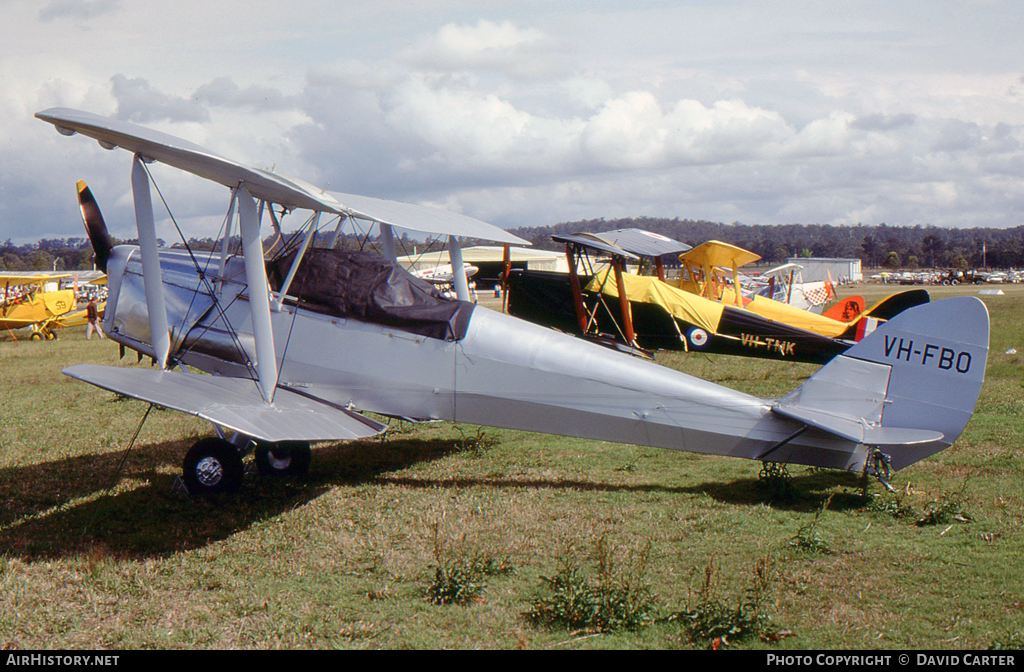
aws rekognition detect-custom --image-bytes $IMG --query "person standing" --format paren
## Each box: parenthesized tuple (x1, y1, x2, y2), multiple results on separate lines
(86, 298, 104, 340)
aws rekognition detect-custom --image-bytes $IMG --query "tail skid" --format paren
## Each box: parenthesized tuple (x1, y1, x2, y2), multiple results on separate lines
(774, 296, 989, 470)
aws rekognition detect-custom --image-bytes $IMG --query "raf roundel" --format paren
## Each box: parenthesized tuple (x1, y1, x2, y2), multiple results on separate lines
(687, 327, 710, 350)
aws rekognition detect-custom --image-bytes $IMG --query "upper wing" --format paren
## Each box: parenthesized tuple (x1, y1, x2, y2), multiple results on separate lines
(36, 107, 528, 245)
(330, 191, 527, 245)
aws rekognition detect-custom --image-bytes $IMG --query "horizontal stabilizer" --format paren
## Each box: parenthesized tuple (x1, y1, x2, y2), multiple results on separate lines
(772, 404, 944, 445)
(64, 364, 386, 443)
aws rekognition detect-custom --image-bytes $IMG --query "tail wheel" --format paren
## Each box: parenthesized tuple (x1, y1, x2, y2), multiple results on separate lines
(183, 437, 244, 496)
(255, 441, 312, 478)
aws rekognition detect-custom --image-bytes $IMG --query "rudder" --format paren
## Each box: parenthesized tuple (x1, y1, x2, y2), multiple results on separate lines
(775, 297, 989, 470)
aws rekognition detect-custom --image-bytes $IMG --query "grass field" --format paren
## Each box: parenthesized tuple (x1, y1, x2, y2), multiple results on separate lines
(0, 283, 1022, 650)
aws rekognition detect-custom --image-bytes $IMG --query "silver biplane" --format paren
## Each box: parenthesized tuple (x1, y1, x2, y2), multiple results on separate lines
(37, 108, 989, 496)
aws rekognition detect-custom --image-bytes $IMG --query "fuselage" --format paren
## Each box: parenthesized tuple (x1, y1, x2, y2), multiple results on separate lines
(101, 245, 867, 471)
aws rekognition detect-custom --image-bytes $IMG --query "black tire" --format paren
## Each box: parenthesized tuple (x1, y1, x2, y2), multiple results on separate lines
(182, 437, 244, 496)
(30, 332, 42, 341)
(254, 441, 312, 478)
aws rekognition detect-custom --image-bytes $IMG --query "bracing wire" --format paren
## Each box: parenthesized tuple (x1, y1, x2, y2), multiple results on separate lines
(81, 403, 154, 539)
(140, 164, 259, 382)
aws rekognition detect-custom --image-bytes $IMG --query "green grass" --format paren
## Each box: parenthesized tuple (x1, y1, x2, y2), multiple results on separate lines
(1, 284, 1023, 649)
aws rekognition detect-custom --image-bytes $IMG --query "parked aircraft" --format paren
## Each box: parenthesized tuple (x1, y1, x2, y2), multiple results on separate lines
(0, 273, 75, 340)
(411, 262, 480, 301)
(747, 262, 835, 313)
(37, 107, 989, 496)
(507, 233, 929, 363)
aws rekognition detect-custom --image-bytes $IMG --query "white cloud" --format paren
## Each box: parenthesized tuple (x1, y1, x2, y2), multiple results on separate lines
(37, 0, 118, 23)
(400, 19, 572, 80)
(4, 1, 1024, 245)
(111, 75, 210, 123)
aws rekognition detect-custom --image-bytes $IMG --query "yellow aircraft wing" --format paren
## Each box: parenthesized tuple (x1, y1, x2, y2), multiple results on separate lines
(677, 240, 761, 303)
(679, 241, 761, 269)
(0, 273, 73, 287)
(586, 267, 724, 334)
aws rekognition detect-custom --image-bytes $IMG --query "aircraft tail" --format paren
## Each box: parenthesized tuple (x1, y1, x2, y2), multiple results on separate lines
(773, 296, 989, 471)
(839, 289, 931, 340)
(821, 295, 865, 322)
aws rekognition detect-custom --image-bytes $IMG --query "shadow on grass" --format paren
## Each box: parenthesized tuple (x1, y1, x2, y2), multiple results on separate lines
(0, 432, 870, 561)
(375, 466, 870, 513)
(0, 434, 467, 561)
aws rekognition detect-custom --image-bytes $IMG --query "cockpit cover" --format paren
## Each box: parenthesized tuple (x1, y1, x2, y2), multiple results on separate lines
(267, 249, 474, 341)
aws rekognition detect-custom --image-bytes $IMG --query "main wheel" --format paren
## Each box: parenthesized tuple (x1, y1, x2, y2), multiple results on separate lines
(30, 332, 42, 341)
(254, 441, 312, 479)
(182, 437, 244, 496)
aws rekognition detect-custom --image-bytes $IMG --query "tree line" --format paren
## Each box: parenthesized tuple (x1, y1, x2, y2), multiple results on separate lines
(3, 219, 1024, 272)
(507, 218, 1024, 270)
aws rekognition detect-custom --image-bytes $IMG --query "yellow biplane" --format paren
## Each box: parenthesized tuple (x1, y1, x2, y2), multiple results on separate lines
(0, 274, 76, 340)
(55, 276, 107, 329)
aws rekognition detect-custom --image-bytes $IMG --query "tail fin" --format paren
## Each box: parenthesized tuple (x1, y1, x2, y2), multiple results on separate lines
(839, 289, 931, 340)
(822, 296, 864, 321)
(774, 297, 989, 470)
(863, 288, 930, 320)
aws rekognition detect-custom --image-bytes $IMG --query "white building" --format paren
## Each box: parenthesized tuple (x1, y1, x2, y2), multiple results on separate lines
(397, 246, 568, 288)
(785, 257, 863, 284)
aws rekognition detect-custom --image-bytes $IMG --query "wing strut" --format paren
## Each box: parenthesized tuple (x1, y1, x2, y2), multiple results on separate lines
(237, 185, 279, 404)
(273, 212, 319, 312)
(131, 154, 171, 368)
(447, 236, 471, 302)
(379, 223, 398, 261)
(218, 187, 238, 293)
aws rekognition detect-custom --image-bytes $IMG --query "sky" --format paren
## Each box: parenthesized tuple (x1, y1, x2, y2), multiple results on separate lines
(1, 0, 1023, 244)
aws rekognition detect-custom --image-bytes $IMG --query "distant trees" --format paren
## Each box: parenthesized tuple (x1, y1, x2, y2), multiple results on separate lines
(0, 238, 96, 272)
(507, 218, 1024, 269)
(5, 220, 1024, 271)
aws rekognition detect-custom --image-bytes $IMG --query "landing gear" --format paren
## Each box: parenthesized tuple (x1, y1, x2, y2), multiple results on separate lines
(254, 441, 312, 478)
(180, 436, 313, 496)
(182, 437, 245, 496)
(29, 325, 57, 340)
(864, 449, 896, 493)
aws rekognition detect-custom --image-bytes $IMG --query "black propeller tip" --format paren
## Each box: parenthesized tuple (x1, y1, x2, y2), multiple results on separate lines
(76, 180, 112, 273)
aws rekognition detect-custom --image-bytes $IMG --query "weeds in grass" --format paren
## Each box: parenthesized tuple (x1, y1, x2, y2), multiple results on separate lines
(454, 426, 498, 457)
(424, 520, 514, 606)
(425, 561, 489, 606)
(667, 556, 776, 648)
(526, 536, 655, 632)
(790, 495, 833, 554)
(988, 631, 1024, 650)
(916, 482, 972, 527)
(758, 462, 800, 504)
(866, 493, 919, 520)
